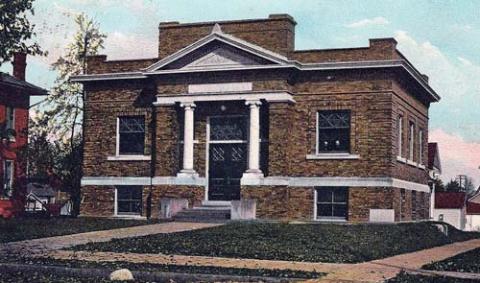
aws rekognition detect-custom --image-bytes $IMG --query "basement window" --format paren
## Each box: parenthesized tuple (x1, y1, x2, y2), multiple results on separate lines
(116, 186, 143, 216)
(315, 187, 348, 221)
(316, 110, 351, 153)
(118, 116, 145, 155)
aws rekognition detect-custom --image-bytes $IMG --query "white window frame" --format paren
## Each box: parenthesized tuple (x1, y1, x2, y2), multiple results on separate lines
(313, 187, 348, 222)
(108, 116, 150, 161)
(3, 160, 14, 198)
(397, 115, 403, 157)
(114, 186, 144, 217)
(6, 106, 15, 130)
(418, 129, 423, 165)
(409, 122, 415, 161)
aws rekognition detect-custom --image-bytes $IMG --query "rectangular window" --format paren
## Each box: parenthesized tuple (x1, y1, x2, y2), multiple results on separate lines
(6, 107, 14, 130)
(118, 116, 145, 155)
(2, 160, 14, 198)
(409, 122, 415, 161)
(418, 130, 423, 164)
(316, 187, 348, 220)
(397, 115, 403, 157)
(317, 110, 350, 153)
(116, 186, 143, 215)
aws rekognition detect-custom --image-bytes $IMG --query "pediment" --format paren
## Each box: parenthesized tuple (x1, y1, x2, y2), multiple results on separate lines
(181, 46, 262, 69)
(145, 31, 290, 72)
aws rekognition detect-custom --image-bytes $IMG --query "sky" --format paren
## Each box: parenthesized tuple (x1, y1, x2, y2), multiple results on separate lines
(2, 0, 479, 186)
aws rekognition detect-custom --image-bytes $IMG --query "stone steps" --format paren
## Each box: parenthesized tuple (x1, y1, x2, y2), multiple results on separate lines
(173, 205, 231, 223)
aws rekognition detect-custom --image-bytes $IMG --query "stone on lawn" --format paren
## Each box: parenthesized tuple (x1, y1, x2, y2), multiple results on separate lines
(109, 269, 134, 281)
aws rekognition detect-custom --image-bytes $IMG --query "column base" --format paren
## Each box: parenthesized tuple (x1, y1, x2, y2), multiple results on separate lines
(177, 169, 199, 179)
(242, 170, 264, 180)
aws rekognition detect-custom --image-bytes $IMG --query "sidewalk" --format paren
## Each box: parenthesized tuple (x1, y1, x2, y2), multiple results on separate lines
(36, 238, 480, 283)
(0, 221, 220, 257)
(3, 221, 480, 282)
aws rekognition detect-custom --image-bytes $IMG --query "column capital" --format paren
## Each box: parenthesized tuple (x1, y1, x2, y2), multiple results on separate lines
(245, 99, 262, 107)
(180, 101, 196, 109)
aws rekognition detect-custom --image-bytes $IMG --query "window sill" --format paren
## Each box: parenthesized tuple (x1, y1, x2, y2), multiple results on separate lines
(406, 159, 417, 167)
(113, 214, 146, 220)
(417, 163, 426, 169)
(396, 156, 407, 163)
(107, 155, 151, 161)
(306, 153, 360, 160)
(314, 217, 347, 222)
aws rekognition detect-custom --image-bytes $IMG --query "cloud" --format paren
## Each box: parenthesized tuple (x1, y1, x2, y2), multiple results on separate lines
(430, 129, 480, 186)
(345, 17, 389, 28)
(103, 31, 157, 60)
(458, 56, 473, 66)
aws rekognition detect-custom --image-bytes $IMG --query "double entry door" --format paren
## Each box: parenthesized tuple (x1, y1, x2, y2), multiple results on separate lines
(208, 116, 248, 201)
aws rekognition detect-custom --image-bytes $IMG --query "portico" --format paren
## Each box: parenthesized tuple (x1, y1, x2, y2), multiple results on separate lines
(153, 87, 294, 201)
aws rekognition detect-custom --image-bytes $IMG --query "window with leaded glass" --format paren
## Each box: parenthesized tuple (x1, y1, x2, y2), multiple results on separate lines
(409, 122, 415, 161)
(316, 187, 348, 220)
(118, 116, 145, 155)
(210, 116, 247, 141)
(397, 115, 403, 157)
(418, 129, 424, 164)
(116, 186, 143, 215)
(317, 110, 351, 153)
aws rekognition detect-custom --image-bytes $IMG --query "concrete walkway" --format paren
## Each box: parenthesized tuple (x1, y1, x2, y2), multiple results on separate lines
(34, 238, 480, 283)
(3, 222, 480, 282)
(0, 222, 220, 258)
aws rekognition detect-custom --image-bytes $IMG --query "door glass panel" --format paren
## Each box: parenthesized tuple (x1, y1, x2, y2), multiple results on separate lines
(210, 116, 247, 141)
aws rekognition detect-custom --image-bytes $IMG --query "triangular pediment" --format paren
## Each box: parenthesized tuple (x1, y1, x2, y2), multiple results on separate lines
(145, 31, 290, 72)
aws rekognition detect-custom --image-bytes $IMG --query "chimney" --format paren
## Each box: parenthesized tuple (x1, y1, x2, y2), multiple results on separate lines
(12, 52, 27, 81)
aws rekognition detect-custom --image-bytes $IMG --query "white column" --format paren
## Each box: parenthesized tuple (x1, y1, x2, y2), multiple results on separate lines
(243, 99, 263, 178)
(178, 102, 197, 177)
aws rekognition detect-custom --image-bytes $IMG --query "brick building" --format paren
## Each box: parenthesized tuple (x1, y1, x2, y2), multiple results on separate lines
(73, 14, 440, 222)
(0, 53, 47, 218)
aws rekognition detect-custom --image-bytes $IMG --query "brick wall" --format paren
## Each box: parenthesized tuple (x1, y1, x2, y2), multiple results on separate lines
(79, 186, 115, 217)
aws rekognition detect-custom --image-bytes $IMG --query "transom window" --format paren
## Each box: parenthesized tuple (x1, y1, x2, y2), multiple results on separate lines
(316, 187, 348, 220)
(2, 160, 14, 198)
(118, 116, 145, 155)
(317, 110, 350, 153)
(210, 116, 247, 141)
(116, 186, 143, 215)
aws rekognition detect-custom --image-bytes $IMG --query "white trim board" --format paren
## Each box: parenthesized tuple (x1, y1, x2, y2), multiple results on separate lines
(82, 176, 429, 192)
(153, 91, 295, 105)
(240, 176, 430, 192)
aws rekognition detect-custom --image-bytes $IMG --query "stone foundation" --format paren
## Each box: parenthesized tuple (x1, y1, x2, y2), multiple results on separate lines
(79, 186, 115, 217)
(242, 185, 430, 222)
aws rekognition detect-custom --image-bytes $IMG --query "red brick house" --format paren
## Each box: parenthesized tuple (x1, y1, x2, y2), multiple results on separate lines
(73, 15, 440, 222)
(0, 53, 47, 218)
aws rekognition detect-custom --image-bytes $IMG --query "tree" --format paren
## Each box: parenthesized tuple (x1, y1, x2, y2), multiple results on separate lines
(0, 0, 45, 66)
(445, 179, 462, 192)
(431, 178, 445, 192)
(34, 13, 106, 215)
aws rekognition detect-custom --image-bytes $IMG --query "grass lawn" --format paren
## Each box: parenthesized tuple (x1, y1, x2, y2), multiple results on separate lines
(71, 221, 480, 263)
(0, 270, 132, 283)
(14, 257, 325, 279)
(423, 247, 480, 273)
(0, 217, 161, 243)
(387, 271, 479, 283)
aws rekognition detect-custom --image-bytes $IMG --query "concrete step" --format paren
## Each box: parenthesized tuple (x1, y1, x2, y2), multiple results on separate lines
(173, 205, 231, 222)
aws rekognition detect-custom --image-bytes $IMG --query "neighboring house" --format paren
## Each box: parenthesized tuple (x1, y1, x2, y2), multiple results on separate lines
(466, 201, 480, 231)
(73, 14, 440, 222)
(0, 53, 47, 218)
(427, 142, 442, 218)
(25, 182, 56, 212)
(433, 192, 466, 230)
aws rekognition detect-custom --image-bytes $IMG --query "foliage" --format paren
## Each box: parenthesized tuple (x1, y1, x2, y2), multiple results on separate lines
(0, 217, 160, 243)
(30, 13, 106, 215)
(446, 179, 463, 192)
(0, 0, 45, 66)
(12, 257, 325, 280)
(71, 222, 480, 264)
(42, 13, 106, 141)
(0, 270, 135, 283)
(432, 178, 445, 192)
(423, 247, 480, 273)
(444, 176, 476, 195)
